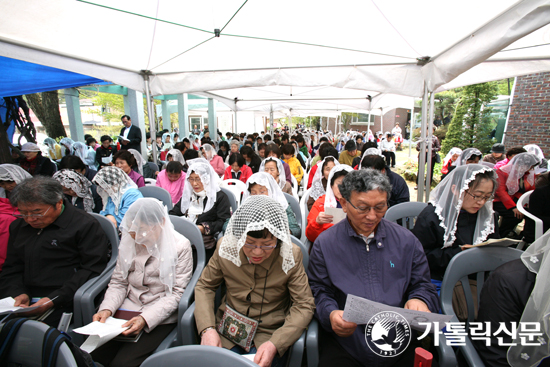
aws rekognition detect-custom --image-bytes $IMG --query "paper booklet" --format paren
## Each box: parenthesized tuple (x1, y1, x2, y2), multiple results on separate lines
(73, 317, 130, 352)
(117, 135, 130, 142)
(325, 207, 347, 224)
(0, 296, 56, 316)
(470, 237, 522, 248)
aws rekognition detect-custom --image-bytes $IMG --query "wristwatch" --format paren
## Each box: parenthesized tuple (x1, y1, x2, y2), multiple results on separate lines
(200, 326, 215, 337)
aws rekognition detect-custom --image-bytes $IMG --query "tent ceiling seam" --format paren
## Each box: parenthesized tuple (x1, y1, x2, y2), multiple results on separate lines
(145, 0, 161, 71)
(150, 36, 216, 71)
(498, 42, 550, 53)
(220, 0, 248, 33)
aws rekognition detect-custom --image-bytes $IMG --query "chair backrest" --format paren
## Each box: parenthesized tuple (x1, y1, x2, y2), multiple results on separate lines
(299, 188, 312, 242)
(139, 185, 174, 210)
(90, 213, 120, 266)
(284, 192, 303, 238)
(4, 320, 78, 367)
(144, 178, 157, 186)
(220, 187, 238, 213)
(141, 345, 258, 367)
(481, 161, 494, 168)
(291, 235, 309, 271)
(384, 201, 427, 230)
(219, 179, 247, 206)
(290, 175, 299, 200)
(299, 171, 308, 198)
(148, 162, 160, 175)
(169, 215, 206, 345)
(440, 247, 523, 367)
(517, 191, 544, 240)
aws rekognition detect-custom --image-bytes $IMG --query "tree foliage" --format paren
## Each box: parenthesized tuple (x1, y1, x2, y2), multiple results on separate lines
(88, 92, 125, 123)
(441, 82, 498, 155)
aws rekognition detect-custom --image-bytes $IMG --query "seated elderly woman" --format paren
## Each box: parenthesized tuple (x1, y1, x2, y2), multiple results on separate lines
(306, 165, 353, 243)
(170, 158, 231, 262)
(19, 142, 56, 177)
(60, 155, 96, 181)
(202, 143, 225, 176)
(260, 157, 292, 195)
(93, 166, 143, 228)
(196, 195, 315, 367)
(0, 164, 32, 198)
(440, 147, 462, 180)
(156, 161, 186, 205)
(224, 139, 241, 164)
(128, 148, 154, 179)
(223, 153, 253, 184)
(308, 169, 438, 367)
(307, 156, 339, 211)
(445, 147, 482, 177)
(73, 141, 97, 170)
(412, 164, 500, 282)
(113, 150, 145, 188)
(493, 152, 539, 238)
(91, 198, 193, 367)
(234, 172, 301, 237)
(53, 169, 102, 213)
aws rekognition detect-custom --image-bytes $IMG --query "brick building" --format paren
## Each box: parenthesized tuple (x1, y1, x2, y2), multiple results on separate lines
(505, 72, 550, 156)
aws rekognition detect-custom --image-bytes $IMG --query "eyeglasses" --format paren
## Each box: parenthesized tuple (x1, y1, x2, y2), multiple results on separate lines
(13, 205, 53, 219)
(188, 178, 202, 183)
(347, 201, 387, 214)
(243, 243, 277, 251)
(465, 190, 494, 203)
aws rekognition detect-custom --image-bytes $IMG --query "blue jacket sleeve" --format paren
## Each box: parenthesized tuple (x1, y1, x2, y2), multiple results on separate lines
(307, 240, 340, 332)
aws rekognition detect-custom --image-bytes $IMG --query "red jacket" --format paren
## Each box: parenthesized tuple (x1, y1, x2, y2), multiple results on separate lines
(223, 164, 253, 184)
(0, 198, 18, 272)
(494, 169, 535, 210)
(307, 164, 318, 189)
(306, 195, 334, 243)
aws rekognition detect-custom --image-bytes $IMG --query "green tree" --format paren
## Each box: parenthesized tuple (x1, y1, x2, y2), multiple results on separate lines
(441, 82, 498, 155)
(88, 92, 125, 124)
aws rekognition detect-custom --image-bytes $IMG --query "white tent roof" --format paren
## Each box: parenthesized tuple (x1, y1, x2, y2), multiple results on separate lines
(1, 0, 549, 100)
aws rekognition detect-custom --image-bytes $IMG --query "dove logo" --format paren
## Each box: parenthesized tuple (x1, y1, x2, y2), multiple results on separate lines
(365, 311, 411, 357)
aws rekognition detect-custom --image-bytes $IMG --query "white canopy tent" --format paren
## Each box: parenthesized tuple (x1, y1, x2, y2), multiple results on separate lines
(1, 0, 550, 200)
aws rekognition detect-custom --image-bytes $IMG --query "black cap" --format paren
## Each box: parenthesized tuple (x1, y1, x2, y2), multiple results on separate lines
(345, 140, 357, 152)
(491, 143, 505, 153)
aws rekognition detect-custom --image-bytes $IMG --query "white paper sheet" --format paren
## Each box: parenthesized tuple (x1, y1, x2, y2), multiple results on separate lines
(73, 317, 129, 353)
(101, 156, 112, 164)
(342, 294, 452, 332)
(471, 238, 521, 248)
(325, 207, 347, 224)
(241, 354, 257, 363)
(0, 296, 55, 315)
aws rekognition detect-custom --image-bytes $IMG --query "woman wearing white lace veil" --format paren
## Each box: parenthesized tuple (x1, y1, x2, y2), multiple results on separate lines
(43, 137, 63, 160)
(92, 166, 143, 228)
(453, 147, 482, 167)
(306, 165, 353, 243)
(202, 143, 225, 176)
(59, 137, 75, 157)
(441, 147, 462, 180)
(494, 152, 540, 238)
(195, 195, 314, 366)
(240, 172, 301, 237)
(259, 157, 292, 194)
(91, 198, 193, 367)
(0, 164, 32, 198)
(73, 141, 96, 169)
(169, 158, 231, 261)
(412, 164, 500, 282)
(524, 144, 548, 174)
(307, 156, 339, 211)
(53, 169, 101, 213)
(161, 132, 173, 152)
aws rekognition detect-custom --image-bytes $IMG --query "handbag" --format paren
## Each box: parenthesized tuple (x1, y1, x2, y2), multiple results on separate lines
(435, 152, 441, 163)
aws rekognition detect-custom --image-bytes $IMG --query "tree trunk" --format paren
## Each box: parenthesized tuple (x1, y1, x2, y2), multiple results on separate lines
(25, 91, 67, 139)
(0, 120, 13, 164)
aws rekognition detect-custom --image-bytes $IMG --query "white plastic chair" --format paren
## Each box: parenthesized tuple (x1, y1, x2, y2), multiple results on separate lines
(144, 178, 157, 186)
(138, 186, 174, 210)
(219, 179, 247, 206)
(299, 170, 308, 198)
(290, 175, 299, 201)
(517, 191, 544, 249)
(299, 188, 312, 244)
(384, 201, 427, 230)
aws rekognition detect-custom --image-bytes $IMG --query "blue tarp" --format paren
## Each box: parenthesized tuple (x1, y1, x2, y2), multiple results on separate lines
(0, 56, 106, 97)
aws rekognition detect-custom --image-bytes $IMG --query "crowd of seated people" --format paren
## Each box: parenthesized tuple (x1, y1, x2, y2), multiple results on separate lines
(2, 125, 550, 367)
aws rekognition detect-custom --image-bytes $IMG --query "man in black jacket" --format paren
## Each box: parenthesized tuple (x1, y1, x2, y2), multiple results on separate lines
(0, 176, 109, 326)
(119, 115, 142, 153)
(360, 154, 410, 208)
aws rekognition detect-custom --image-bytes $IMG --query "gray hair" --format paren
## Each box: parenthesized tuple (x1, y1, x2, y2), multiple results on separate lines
(10, 176, 64, 207)
(339, 169, 392, 202)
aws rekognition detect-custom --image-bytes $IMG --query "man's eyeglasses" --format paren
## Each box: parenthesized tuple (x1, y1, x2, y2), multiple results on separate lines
(465, 190, 494, 203)
(13, 205, 53, 219)
(243, 243, 277, 251)
(347, 201, 387, 214)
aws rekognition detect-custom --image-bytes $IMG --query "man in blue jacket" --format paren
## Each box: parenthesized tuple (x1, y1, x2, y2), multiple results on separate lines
(308, 169, 438, 367)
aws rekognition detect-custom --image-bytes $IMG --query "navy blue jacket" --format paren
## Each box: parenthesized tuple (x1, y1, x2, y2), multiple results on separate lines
(308, 217, 438, 366)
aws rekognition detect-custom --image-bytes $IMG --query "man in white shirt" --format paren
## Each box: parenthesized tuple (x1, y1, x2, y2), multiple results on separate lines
(380, 133, 396, 167)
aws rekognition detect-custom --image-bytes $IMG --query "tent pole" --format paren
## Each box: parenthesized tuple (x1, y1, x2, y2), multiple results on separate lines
(409, 98, 415, 158)
(502, 76, 517, 145)
(234, 110, 238, 134)
(417, 84, 428, 202)
(269, 104, 274, 136)
(367, 110, 372, 141)
(143, 73, 157, 165)
(380, 108, 383, 134)
(425, 92, 435, 202)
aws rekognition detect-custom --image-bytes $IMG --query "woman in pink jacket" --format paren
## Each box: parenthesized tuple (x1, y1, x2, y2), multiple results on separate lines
(91, 198, 193, 367)
(202, 142, 225, 176)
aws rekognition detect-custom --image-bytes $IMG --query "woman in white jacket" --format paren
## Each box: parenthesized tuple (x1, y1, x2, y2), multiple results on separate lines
(91, 198, 193, 367)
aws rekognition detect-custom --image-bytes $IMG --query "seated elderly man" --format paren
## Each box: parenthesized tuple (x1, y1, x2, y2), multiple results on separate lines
(0, 176, 109, 326)
(308, 169, 438, 367)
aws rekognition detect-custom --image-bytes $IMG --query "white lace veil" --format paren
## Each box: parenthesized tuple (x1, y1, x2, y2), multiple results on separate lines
(59, 138, 75, 155)
(242, 172, 288, 210)
(202, 144, 216, 161)
(178, 158, 220, 215)
(259, 157, 286, 189)
(219, 195, 296, 274)
(523, 144, 547, 174)
(500, 153, 540, 196)
(443, 147, 463, 167)
(92, 166, 137, 215)
(128, 149, 146, 175)
(311, 156, 340, 201)
(453, 148, 482, 167)
(324, 165, 354, 210)
(0, 164, 32, 184)
(167, 149, 185, 166)
(72, 142, 89, 163)
(118, 198, 178, 293)
(508, 230, 550, 366)
(53, 169, 95, 213)
(360, 148, 385, 168)
(429, 164, 496, 248)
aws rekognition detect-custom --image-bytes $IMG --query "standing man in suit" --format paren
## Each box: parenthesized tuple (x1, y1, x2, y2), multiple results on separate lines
(119, 115, 143, 153)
